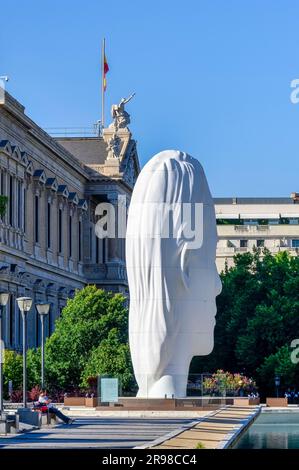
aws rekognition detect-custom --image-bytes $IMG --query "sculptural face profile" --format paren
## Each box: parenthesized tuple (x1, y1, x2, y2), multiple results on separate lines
(126, 150, 222, 398)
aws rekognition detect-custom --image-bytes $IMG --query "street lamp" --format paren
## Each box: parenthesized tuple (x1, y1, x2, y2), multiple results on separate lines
(36, 302, 50, 389)
(275, 375, 280, 398)
(0, 292, 10, 416)
(16, 297, 32, 409)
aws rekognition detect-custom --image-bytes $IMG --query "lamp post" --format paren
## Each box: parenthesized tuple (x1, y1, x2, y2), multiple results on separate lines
(36, 303, 50, 389)
(0, 293, 9, 416)
(275, 375, 280, 398)
(16, 297, 32, 409)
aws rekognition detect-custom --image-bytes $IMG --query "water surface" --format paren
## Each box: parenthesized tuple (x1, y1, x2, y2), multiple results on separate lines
(235, 412, 299, 449)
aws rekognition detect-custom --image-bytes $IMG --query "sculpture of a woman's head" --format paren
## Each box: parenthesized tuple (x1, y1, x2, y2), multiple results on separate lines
(126, 150, 222, 398)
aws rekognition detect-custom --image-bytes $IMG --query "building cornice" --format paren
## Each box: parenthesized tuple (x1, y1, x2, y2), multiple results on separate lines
(1, 91, 90, 180)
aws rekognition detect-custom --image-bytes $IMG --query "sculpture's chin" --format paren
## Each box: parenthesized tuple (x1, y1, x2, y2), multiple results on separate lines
(203, 342, 214, 356)
(195, 335, 214, 356)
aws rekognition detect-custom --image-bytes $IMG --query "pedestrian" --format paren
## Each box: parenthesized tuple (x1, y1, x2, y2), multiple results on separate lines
(38, 390, 74, 425)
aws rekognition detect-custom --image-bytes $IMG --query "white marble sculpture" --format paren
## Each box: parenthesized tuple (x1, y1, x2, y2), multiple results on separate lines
(106, 133, 121, 159)
(109, 93, 135, 130)
(126, 150, 222, 398)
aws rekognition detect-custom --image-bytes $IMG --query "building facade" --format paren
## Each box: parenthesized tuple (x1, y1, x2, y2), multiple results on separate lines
(215, 195, 299, 272)
(0, 92, 140, 351)
(3, 90, 298, 347)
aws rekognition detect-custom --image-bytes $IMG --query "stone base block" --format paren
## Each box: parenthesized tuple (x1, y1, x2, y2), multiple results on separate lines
(64, 397, 85, 406)
(97, 397, 235, 411)
(41, 412, 57, 426)
(266, 397, 288, 407)
(17, 408, 41, 427)
(233, 397, 260, 406)
(0, 413, 19, 434)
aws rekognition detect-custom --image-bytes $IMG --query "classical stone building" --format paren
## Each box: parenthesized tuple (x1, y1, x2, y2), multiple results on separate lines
(0, 92, 140, 351)
(215, 194, 299, 272)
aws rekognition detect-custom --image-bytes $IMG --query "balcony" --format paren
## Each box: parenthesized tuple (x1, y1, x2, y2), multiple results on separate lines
(217, 224, 299, 237)
(234, 225, 270, 232)
(216, 247, 235, 254)
(0, 223, 25, 252)
(216, 245, 299, 257)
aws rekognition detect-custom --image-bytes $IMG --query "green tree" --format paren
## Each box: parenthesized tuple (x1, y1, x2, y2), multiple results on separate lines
(190, 250, 299, 395)
(3, 348, 42, 397)
(257, 345, 299, 396)
(44, 285, 131, 391)
(27, 347, 41, 388)
(81, 328, 135, 391)
(3, 350, 23, 396)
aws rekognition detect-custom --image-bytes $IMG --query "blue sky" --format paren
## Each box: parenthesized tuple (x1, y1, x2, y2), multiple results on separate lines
(1, 0, 299, 197)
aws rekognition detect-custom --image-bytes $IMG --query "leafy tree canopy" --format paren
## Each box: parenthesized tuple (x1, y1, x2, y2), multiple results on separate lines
(191, 250, 299, 395)
(44, 285, 131, 390)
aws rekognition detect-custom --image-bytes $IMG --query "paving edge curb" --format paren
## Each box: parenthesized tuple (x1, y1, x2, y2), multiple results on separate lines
(218, 406, 262, 449)
(134, 407, 227, 449)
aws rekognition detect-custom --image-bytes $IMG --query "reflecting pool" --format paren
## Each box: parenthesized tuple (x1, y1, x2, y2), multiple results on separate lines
(235, 412, 299, 449)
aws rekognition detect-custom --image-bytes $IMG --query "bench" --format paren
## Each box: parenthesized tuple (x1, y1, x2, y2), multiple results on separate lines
(0, 413, 19, 434)
(41, 411, 57, 426)
(32, 407, 57, 426)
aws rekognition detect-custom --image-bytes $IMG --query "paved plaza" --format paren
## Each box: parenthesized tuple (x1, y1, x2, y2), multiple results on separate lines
(153, 406, 261, 449)
(0, 417, 192, 449)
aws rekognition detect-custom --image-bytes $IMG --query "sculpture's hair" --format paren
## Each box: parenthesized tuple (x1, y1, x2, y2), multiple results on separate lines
(126, 150, 213, 395)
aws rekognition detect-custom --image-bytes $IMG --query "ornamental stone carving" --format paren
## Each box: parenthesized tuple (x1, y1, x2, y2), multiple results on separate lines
(109, 93, 135, 131)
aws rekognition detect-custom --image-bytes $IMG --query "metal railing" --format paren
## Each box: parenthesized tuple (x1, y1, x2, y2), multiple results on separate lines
(44, 126, 100, 137)
(234, 225, 270, 232)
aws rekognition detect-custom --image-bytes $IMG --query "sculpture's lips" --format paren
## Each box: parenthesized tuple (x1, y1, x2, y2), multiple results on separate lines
(196, 318, 216, 332)
(207, 318, 216, 329)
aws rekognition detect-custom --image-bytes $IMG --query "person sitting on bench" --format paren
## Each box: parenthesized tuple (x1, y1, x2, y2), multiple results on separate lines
(38, 390, 74, 425)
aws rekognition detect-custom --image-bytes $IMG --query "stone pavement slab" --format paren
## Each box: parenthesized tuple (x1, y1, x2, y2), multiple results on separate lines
(149, 406, 261, 449)
(0, 417, 194, 449)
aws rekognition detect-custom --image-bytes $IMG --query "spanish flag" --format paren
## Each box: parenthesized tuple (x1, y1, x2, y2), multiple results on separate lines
(103, 54, 109, 91)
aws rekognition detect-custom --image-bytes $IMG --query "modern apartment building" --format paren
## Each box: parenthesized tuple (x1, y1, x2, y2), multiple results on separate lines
(215, 195, 299, 272)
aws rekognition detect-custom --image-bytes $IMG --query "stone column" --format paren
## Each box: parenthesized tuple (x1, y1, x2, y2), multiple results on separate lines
(64, 205, 70, 267)
(72, 207, 78, 272)
(10, 174, 16, 227)
(105, 193, 127, 284)
(57, 200, 65, 269)
(24, 178, 34, 255)
(39, 187, 47, 259)
(81, 209, 90, 264)
(65, 205, 74, 271)
(107, 193, 119, 262)
(51, 194, 58, 265)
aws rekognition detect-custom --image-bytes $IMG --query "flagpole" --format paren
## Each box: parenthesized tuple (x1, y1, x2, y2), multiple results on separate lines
(101, 37, 105, 129)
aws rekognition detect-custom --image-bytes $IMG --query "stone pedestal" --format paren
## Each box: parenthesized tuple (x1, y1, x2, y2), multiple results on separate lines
(102, 158, 122, 177)
(17, 408, 41, 427)
(0, 412, 19, 434)
(266, 397, 288, 407)
(96, 397, 235, 411)
(233, 397, 260, 406)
